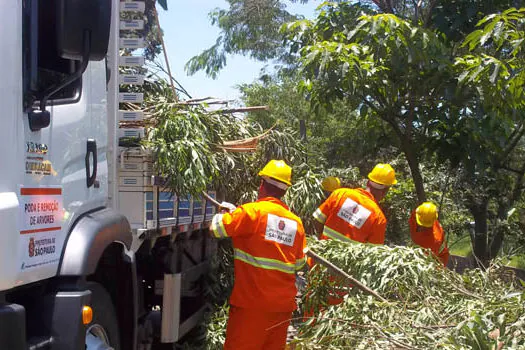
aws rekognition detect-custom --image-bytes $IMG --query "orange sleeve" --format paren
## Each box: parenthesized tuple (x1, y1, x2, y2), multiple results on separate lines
(366, 214, 386, 244)
(313, 191, 338, 224)
(436, 222, 449, 266)
(210, 204, 258, 239)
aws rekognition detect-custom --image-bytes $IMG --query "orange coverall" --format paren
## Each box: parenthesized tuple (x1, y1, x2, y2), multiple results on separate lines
(313, 188, 387, 244)
(211, 197, 307, 350)
(409, 210, 450, 266)
(306, 188, 387, 311)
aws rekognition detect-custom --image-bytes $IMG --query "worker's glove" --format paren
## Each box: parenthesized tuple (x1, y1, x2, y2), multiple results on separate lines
(219, 201, 237, 213)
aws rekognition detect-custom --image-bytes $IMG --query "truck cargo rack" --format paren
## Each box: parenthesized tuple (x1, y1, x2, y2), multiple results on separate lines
(117, 147, 217, 240)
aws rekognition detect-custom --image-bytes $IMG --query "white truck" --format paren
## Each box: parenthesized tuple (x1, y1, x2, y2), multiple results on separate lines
(0, 1, 217, 349)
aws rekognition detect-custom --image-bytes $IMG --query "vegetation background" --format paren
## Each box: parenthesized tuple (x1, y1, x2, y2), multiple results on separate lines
(123, 0, 525, 348)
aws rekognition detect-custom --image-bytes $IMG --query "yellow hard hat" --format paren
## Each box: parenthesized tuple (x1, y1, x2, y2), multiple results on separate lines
(321, 176, 341, 192)
(367, 163, 397, 186)
(416, 202, 438, 228)
(258, 160, 292, 188)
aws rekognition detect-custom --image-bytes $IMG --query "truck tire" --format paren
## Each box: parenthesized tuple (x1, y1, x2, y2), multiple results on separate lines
(86, 282, 121, 350)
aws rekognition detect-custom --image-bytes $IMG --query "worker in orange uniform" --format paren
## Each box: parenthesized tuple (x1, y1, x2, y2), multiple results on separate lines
(303, 164, 396, 314)
(312, 163, 397, 243)
(211, 160, 307, 350)
(409, 202, 450, 267)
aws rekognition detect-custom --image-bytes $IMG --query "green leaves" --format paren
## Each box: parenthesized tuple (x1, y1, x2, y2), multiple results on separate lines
(185, 0, 301, 77)
(144, 107, 220, 197)
(464, 8, 525, 54)
(141, 76, 312, 206)
(185, 39, 227, 80)
(457, 8, 525, 111)
(285, 7, 453, 117)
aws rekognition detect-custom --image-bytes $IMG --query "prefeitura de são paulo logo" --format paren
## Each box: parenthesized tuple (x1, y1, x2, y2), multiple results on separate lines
(28, 238, 35, 257)
(278, 220, 286, 230)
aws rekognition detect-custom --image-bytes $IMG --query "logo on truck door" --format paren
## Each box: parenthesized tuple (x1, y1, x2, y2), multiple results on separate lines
(25, 141, 56, 177)
(26, 142, 49, 154)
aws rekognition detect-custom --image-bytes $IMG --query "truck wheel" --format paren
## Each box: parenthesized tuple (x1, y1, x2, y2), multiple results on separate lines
(86, 282, 121, 350)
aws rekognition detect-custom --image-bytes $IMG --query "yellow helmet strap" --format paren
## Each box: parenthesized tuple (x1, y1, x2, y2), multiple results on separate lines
(262, 176, 289, 190)
(368, 180, 388, 190)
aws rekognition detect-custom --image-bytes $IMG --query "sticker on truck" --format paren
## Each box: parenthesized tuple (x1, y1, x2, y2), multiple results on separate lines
(25, 141, 57, 177)
(19, 187, 63, 270)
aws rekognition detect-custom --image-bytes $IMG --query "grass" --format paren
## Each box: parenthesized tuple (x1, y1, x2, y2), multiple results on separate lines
(447, 234, 525, 271)
(505, 254, 525, 270)
(448, 234, 472, 257)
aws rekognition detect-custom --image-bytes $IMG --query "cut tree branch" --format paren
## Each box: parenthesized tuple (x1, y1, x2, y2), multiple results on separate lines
(304, 247, 388, 303)
(153, 5, 178, 102)
(217, 106, 270, 113)
(185, 96, 232, 103)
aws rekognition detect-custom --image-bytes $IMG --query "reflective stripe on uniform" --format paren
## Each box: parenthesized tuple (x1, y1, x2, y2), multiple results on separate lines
(322, 226, 353, 243)
(211, 214, 228, 238)
(234, 248, 296, 274)
(313, 208, 327, 224)
(295, 257, 306, 270)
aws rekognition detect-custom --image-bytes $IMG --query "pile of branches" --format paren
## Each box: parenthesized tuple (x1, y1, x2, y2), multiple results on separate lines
(293, 238, 525, 349)
(180, 237, 524, 349)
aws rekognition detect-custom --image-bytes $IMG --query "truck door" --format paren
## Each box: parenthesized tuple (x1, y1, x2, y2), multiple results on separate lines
(16, 0, 109, 285)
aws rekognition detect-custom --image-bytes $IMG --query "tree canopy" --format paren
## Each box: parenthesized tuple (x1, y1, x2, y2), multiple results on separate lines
(148, 0, 525, 262)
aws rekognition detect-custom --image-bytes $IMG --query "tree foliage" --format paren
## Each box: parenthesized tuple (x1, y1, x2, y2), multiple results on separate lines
(280, 3, 525, 263)
(431, 0, 518, 42)
(185, 0, 313, 78)
(432, 8, 525, 263)
(112, 74, 302, 205)
(285, 3, 456, 202)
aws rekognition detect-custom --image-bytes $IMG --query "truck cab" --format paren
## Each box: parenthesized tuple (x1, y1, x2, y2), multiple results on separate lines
(0, 1, 216, 349)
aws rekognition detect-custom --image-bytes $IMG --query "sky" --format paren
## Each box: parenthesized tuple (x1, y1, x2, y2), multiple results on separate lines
(158, 1, 319, 104)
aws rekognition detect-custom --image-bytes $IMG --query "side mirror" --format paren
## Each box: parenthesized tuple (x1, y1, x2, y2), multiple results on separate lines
(28, 0, 112, 132)
(56, 0, 112, 61)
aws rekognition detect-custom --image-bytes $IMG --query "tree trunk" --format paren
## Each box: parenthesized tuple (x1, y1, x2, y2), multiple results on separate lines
(489, 225, 505, 260)
(468, 199, 489, 267)
(401, 139, 427, 203)
(381, 112, 426, 203)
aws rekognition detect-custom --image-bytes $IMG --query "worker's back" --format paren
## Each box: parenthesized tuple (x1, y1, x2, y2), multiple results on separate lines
(314, 188, 387, 244)
(408, 210, 449, 266)
(213, 196, 306, 311)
